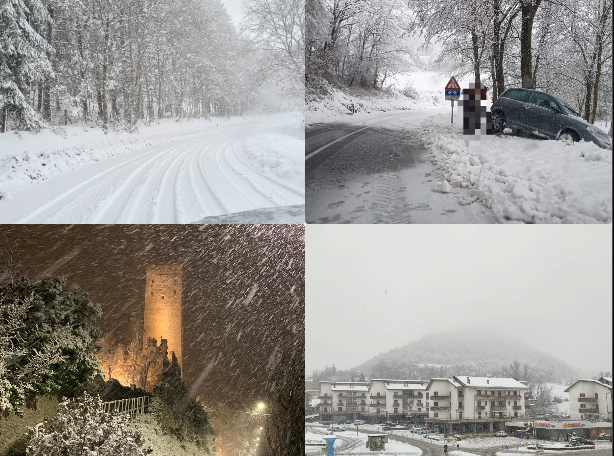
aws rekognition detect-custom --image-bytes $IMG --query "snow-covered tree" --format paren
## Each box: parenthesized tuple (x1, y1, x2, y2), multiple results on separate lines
(0, 0, 53, 132)
(26, 392, 151, 456)
(150, 353, 215, 450)
(0, 275, 102, 414)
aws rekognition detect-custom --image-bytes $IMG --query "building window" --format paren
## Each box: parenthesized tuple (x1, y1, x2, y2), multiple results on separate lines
(478, 412, 482, 419)
(459, 412, 462, 419)
(161, 296, 164, 299)
(434, 402, 438, 406)
(394, 408, 398, 413)
(174, 290, 176, 294)
(595, 393, 598, 398)
(377, 392, 380, 396)
(361, 407, 365, 411)
(580, 404, 586, 409)
(418, 408, 421, 412)
(459, 402, 462, 408)
(151, 292, 153, 295)
(338, 407, 342, 412)
(434, 413, 438, 417)
(580, 393, 585, 398)
(434, 391, 438, 396)
(152, 280, 154, 283)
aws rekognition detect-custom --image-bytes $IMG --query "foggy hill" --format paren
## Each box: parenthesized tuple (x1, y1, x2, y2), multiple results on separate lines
(353, 330, 579, 384)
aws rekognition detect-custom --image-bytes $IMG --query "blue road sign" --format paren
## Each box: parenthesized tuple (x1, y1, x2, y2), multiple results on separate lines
(445, 90, 461, 96)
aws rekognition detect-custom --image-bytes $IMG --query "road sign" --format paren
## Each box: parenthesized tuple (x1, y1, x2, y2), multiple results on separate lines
(445, 76, 461, 102)
(445, 76, 460, 90)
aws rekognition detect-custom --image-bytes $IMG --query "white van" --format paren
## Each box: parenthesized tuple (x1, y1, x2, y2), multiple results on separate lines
(354, 420, 366, 425)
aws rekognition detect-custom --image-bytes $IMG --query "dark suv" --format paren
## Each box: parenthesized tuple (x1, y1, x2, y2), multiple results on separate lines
(491, 88, 612, 149)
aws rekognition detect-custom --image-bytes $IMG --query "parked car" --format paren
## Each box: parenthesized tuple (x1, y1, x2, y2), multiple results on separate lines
(495, 431, 507, 437)
(598, 433, 612, 441)
(354, 420, 366, 426)
(453, 434, 462, 441)
(327, 426, 345, 432)
(491, 88, 612, 150)
(577, 437, 595, 445)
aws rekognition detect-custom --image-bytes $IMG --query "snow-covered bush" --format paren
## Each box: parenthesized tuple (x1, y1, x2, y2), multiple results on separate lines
(26, 392, 151, 456)
(0, 275, 102, 415)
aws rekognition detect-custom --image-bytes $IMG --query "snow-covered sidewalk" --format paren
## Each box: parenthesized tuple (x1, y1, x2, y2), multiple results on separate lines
(418, 112, 612, 223)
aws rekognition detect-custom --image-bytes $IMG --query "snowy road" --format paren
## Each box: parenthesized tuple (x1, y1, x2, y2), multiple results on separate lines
(0, 115, 304, 223)
(305, 109, 496, 224)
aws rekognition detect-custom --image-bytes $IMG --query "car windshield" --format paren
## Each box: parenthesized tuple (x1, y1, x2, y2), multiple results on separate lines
(559, 101, 580, 117)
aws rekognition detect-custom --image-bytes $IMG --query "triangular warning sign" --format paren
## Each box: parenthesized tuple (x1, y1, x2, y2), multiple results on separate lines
(445, 76, 460, 90)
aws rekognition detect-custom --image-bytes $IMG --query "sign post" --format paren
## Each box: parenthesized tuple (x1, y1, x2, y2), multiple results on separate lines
(445, 76, 461, 124)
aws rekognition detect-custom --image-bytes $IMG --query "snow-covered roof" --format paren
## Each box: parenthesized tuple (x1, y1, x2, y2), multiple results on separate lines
(564, 379, 613, 392)
(425, 378, 463, 390)
(599, 377, 612, 386)
(385, 382, 427, 391)
(332, 385, 369, 392)
(453, 376, 528, 389)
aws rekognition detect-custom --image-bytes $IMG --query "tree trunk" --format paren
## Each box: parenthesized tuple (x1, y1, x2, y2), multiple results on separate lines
(492, 0, 501, 100)
(42, 7, 53, 123)
(471, 29, 481, 82)
(102, 18, 110, 131)
(0, 107, 7, 133)
(519, 0, 542, 88)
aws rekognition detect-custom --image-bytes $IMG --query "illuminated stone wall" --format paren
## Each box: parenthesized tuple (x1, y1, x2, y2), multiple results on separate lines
(144, 263, 182, 372)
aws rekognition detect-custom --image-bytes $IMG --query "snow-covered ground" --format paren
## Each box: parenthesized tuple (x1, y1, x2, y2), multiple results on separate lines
(418, 112, 611, 223)
(306, 71, 473, 125)
(306, 425, 423, 455)
(0, 112, 304, 223)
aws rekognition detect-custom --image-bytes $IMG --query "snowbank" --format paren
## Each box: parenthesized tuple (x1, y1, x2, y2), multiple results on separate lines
(418, 113, 612, 223)
(131, 414, 210, 456)
(306, 71, 474, 125)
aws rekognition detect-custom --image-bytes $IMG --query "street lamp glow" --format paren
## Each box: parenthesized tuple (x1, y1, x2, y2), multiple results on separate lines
(259, 427, 263, 430)
(257, 402, 265, 409)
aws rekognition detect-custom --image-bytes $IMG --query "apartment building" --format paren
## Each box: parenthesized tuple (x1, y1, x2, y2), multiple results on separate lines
(368, 379, 428, 416)
(565, 376, 612, 421)
(426, 376, 528, 420)
(316, 381, 370, 414)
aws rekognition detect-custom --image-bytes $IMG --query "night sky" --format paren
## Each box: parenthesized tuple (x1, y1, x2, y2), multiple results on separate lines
(0, 224, 305, 415)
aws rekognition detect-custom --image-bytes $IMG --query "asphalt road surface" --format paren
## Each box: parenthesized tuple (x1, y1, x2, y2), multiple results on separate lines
(305, 112, 496, 224)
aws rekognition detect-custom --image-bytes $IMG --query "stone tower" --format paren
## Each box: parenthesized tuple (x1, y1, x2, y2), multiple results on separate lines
(144, 264, 182, 371)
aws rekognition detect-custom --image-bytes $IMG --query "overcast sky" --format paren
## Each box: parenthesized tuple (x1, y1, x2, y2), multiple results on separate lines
(221, 0, 244, 26)
(306, 225, 612, 377)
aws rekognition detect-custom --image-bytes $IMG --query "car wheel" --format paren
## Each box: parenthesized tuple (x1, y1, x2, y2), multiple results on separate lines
(492, 110, 506, 133)
(559, 130, 578, 145)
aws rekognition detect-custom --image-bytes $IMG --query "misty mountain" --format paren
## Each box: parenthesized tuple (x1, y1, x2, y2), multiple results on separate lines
(346, 331, 580, 384)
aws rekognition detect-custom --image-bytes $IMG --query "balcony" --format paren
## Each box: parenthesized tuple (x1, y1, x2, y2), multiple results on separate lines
(491, 405, 507, 411)
(370, 395, 385, 399)
(370, 403, 385, 407)
(431, 406, 451, 411)
(403, 399, 414, 405)
(475, 394, 495, 400)
(513, 406, 522, 410)
(476, 406, 486, 411)
(581, 407, 599, 413)
(431, 394, 451, 400)
(578, 397, 598, 403)
(458, 403, 464, 409)
(318, 395, 332, 399)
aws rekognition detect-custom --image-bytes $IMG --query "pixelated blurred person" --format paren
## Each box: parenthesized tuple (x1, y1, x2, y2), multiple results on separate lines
(459, 80, 493, 146)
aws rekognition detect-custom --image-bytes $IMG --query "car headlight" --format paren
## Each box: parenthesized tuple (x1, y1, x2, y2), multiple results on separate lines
(587, 125, 611, 143)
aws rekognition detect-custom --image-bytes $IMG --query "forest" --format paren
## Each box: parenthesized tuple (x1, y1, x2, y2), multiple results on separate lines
(0, 0, 303, 133)
(306, 0, 613, 125)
